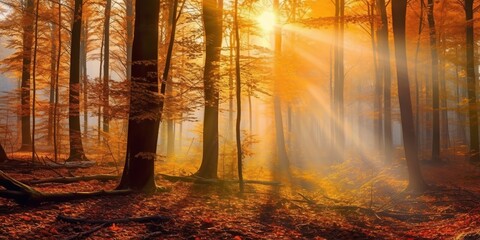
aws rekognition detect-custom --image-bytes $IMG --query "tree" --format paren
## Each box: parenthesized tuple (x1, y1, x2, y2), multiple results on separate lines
(195, 0, 223, 178)
(102, 0, 112, 134)
(117, 0, 162, 192)
(234, 0, 244, 192)
(333, 0, 345, 161)
(67, 0, 89, 162)
(273, 0, 291, 179)
(376, 0, 392, 162)
(392, 0, 427, 192)
(464, 0, 478, 163)
(19, 0, 34, 151)
(428, 0, 440, 162)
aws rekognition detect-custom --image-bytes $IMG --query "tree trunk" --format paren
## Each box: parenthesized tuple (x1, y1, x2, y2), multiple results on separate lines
(53, 0, 62, 163)
(427, 0, 440, 162)
(370, 2, 383, 154)
(67, 0, 89, 162)
(103, 0, 112, 134)
(82, 18, 89, 138)
(376, 0, 392, 162)
(165, 0, 178, 159)
(195, 0, 223, 179)
(117, 0, 161, 192)
(234, 0, 244, 192)
(392, 0, 427, 192)
(464, 0, 479, 163)
(20, 0, 34, 151)
(333, 0, 345, 161)
(48, 1, 57, 146)
(126, 0, 133, 82)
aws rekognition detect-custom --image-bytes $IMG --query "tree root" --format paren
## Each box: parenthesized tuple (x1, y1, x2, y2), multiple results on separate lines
(158, 174, 282, 186)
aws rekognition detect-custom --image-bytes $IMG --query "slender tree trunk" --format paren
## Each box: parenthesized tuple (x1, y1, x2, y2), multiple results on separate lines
(370, 2, 383, 154)
(82, 18, 89, 138)
(440, 34, 450, 150)
(165, 0, 176, 159)
(414, 0, 424, 158)
(117, 0, 161, 192)
(48, 2, 57, 146)
(67, 0, 88, 162)
(427, 0, 440, 162)
(195, 0, 223, 178)
(376, 0, 392, 162)
(103, 0, 112, 134)
(464, 0, 479, 163)
(20, 0, 34, 151)
(31, 0, 40, 162)
(126, 0, 133, 82)
(53, 0, 62, 163)
(273, 0, 290, 180)
(234, 0, 243, 192)
(392, 0, 427, 192)
(333, 0, 345, 161)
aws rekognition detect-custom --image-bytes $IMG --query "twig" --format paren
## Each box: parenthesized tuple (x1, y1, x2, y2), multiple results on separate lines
(64, 223, 109, 240)
(57, 214, 171, 224)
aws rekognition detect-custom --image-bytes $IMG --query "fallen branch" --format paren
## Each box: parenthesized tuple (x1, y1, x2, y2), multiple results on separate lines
(0, 170, 131, 205)
(57, 214, 171, 224)
(65, 223, 109, 240)
(158, 174, 282, 186)
(26, 175, 119, 185)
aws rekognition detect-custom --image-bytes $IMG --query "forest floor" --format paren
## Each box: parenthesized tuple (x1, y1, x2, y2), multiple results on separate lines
(1, 152, 480, 239)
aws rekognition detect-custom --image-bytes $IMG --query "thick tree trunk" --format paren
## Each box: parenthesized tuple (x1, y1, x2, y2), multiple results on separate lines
(392, 0, 427, 192)
(195, 0, 223, 179)
(68, 0, 89, 162)
(117, 0, 161, 192)
(464, 0, 479, 163)
(427, 0, 440, 162)
(20, 0, 34, 151)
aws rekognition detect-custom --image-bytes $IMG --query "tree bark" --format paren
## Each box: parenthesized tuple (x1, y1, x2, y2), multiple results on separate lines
(464, 0, 479, 163)
(103, 0, 112, 134)
(427, 0, 440, 162)
(392, 0, 427, 192)
(234, 0, 244, 192)
(67, 0, 89, 162)
(19, 0, 34, 151)
(117, 0, 161, 192)
(376, 0, 392, 162)
(195, 0, 223, 179)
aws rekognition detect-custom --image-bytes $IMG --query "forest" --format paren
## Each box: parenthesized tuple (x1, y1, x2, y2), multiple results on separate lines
(0, 0, 479, 239)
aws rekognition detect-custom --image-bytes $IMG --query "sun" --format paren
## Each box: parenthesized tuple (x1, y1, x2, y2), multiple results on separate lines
(257, 11, 276, 33)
